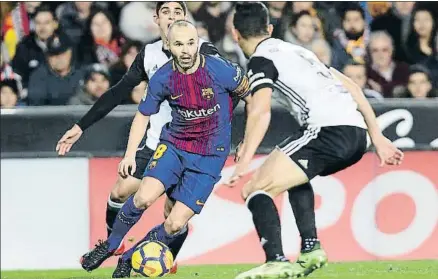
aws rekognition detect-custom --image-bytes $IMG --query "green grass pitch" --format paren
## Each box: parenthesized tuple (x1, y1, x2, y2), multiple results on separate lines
(2, 261, 438, 279)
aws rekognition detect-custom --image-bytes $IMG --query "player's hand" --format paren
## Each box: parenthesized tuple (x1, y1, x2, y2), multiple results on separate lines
(56, 124, 83, 156)
(373, 136, 404, 166)
(225, 159, 250, 187)
(118, 156, 136, 178)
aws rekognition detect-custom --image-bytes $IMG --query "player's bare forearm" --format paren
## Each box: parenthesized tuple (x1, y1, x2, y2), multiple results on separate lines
(240, 88, 272, 162)
(329, 67, 382, 141)
(125, 112, 150, 158)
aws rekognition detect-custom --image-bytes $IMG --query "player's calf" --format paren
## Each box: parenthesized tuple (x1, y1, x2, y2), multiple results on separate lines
(106, 176, 142, 236)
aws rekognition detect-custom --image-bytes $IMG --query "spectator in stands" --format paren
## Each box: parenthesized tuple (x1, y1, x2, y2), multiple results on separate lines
(310, 38, 332, 66)
(109, 40, 143, 86)
(27, 33, 83, 106)
(284, 11, 318, 50)
(69, 63, 110, 105)
(12, 5, 58, 88)
(195, 21, 210, 42)
(0, 78, 24, 108)
(371, 2, 415, 63)
(405, 7, 438, 87)
(332, 4, 369, 70)
(56, 2, 93, 44)
(366, 31, 409, 98)
(342, 62, 384, 101)
(216, 8, 247, 69)
(192, 2, 230, 44)
(119, 2, 160, 44)
(397, 64, 437, 98)
(1, 2, 41, 62)
(78, 8, 125, 67)
(266, 2, 287, 39)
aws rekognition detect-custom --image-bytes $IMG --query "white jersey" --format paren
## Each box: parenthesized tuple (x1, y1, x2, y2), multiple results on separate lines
(247, 38, 366, 129)
(141, 39, 218, 150)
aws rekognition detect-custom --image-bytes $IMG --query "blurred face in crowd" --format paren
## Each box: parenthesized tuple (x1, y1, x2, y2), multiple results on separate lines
(75, 2, 92, 12)
(292, 2, 313, 13)
(168, 24, 199, 71)
(131, 81, 147, 104)
(48, 49, 72, 73)
(370, 36, 393, 68)
(414, 10, 434, 38)
(35, 11, 57, 41)
(91, 12, 113, 42)
(25, 2, 41, 13)
(343, 10, 365, 39)
(343, 64, 367, 89)
(0, 85, 18, 108)
(408, 72, 432, 98)
(196, 24, 210, 41)
(311, 40, 331, 66)
(155, 2, 187, 40)
(293, 14, 314, 44)
(86, 73, 110, 98)
(394, 2, 415, 16)
(123, 46, 139, 69)
(268, 2, 286, 19)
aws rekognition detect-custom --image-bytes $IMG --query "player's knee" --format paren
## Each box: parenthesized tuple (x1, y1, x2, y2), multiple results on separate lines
(133, 192, 155, 210)
(164, 216, 187, 235)
(110, 187, 129, 202)
(241, 178, 273, 200)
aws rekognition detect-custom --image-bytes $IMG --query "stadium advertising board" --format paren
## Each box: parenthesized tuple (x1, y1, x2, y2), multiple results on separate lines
(89, 152, 438, 266)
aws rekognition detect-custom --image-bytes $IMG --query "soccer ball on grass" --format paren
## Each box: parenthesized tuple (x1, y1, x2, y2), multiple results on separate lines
(131, 241, 174, 277)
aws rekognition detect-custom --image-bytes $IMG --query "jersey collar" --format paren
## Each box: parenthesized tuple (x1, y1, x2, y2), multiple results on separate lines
(255, 37, 273, 52)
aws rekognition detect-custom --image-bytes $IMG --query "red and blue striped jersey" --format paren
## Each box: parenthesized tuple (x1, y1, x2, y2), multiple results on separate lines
(138, 54, 250, 156)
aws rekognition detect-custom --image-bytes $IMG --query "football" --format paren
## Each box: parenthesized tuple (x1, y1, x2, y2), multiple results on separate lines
(131, 241, 174, 277)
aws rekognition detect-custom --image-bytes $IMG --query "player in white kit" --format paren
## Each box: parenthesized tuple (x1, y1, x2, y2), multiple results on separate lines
(55, 2, 222, 272)
(228, 3, 404, 279)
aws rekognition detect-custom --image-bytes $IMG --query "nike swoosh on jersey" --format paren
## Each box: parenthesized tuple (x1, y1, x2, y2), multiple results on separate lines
(170, 94, 183, 100)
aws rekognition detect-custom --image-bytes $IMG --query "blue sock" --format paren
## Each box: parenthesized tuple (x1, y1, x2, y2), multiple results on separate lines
(107, 196, 144, 251)
(122, 223, 184, 261)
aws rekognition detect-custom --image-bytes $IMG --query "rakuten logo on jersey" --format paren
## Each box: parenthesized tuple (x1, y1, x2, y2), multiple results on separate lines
(177, 104, 221, 120)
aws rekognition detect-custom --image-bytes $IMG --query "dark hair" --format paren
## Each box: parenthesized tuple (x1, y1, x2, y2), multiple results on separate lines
(120, 40, 143, 59)
(156, 1, 187, 16)
(0, 79, 19, 96)
(291, 10, 312, 27)
(34, 4, 56, 19)
(233, 2, 270, 39)
(340, 4, 365, 21)
(409, 64, 433, 81)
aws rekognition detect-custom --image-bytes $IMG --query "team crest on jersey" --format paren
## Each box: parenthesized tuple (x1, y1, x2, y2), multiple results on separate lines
(202, 88, 214, 100)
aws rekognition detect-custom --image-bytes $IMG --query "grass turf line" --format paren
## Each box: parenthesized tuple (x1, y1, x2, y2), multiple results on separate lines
(2, 261, 438, 279)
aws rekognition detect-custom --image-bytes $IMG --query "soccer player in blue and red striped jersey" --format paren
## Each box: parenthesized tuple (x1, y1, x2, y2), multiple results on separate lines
(80, 19, 251, 277)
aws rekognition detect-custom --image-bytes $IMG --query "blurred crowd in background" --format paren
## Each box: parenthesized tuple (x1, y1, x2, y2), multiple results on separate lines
(1, 1, 437, 109)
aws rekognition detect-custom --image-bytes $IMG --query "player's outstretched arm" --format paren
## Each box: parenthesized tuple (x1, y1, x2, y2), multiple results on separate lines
(228, 88, 272, 186)
(56, 49, 148, 156)
(329, 67, 403, 166)
(119, 111, 150, 177)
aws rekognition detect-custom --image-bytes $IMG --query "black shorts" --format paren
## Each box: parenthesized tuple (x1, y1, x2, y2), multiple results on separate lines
(132, 144, 155, 179)
(277, 125, 367, 180)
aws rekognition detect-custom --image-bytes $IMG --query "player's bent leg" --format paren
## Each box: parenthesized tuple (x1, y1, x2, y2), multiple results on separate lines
(236, 149, 311, 279)
(163, 197, 188, 265)
(106, 175, 141, 237)
(241, 148, 309, 200)
(81, 177, 165, 272)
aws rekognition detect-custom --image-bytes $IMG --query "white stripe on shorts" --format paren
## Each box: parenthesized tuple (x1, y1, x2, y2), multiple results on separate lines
(279, 127, 321, 156)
